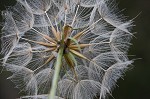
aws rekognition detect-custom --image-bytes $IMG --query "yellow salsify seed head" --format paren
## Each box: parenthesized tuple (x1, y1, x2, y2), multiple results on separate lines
(1, 0, 134, 99)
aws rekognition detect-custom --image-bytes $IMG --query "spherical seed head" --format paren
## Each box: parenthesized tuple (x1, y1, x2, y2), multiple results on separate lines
(1, 0, 134, 99)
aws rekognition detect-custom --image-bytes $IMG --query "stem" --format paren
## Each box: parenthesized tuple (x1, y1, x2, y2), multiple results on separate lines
(48, 46, 64, 99)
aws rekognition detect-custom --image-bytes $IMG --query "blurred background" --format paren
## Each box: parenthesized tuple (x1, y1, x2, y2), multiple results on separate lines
(0, 0, 150, 99)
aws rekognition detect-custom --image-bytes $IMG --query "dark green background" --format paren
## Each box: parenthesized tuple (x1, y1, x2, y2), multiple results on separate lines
(0, 0, 150, 99)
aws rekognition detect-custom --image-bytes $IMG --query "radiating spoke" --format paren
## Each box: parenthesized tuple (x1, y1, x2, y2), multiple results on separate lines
(31, 48, 56, 53)
(32, 28, 57, 43)
(33, 54, 55, 72)
(70, 49, 106, 71)
(71, 4, 80, 27)
(45, 12, 60, 41)
(21, 38, 56, 47)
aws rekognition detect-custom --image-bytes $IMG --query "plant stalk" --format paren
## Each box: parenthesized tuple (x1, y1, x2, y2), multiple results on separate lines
(48, 46, 64, 99)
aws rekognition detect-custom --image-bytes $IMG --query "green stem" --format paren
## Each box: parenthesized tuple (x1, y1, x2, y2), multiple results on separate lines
(48, 46, 64, 99)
